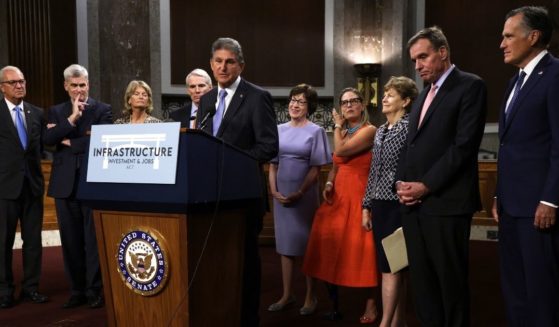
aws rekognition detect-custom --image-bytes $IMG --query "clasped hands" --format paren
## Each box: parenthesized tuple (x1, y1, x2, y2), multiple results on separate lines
(272, 190, 303, 206)
(396, 181, 429, 206)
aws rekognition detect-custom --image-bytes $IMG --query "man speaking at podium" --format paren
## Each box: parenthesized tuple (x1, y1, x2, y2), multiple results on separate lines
(198, 37, 278, 326)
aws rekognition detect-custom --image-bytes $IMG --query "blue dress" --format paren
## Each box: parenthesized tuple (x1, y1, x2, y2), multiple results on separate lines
(271, 122, 332, 256)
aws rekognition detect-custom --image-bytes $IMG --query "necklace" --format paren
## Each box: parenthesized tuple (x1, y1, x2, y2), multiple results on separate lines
(346, 124, 362, 135)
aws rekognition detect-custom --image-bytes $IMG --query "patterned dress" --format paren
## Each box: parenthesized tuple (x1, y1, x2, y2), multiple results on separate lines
(271, 122, 332, 256)
(362, 115, 409, 273)
(303, 142, 378, 287)
(114, 114, 161, 124)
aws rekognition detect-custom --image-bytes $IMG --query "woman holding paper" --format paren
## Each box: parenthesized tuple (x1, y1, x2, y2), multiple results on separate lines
(115, 80, 161, 124)
(362, 76, 417, 327)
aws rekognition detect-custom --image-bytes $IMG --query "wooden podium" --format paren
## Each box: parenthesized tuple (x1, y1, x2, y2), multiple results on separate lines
(77, 130, 262, 327)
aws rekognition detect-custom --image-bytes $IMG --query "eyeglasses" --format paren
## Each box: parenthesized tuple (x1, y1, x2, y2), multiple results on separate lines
(290, 98, 307, 105)
(1, 79, 26, 87)
(340, 97, 362, 107)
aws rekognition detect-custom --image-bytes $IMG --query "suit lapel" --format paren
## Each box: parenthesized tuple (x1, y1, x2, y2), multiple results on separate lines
(410, 69, 459, 142)
(217, 79, 247, 137)
(62, 101, 73, 120)
(502, 54, 550, 134)
(421, 70, 457, 127)
(408, 89, 427, 141)
(202, 88, 218, 134)
(78, 98, 99, 132)
(22, 102, 35, 148)
(0, 100, 21, 142)
(499, 78, 515, 139)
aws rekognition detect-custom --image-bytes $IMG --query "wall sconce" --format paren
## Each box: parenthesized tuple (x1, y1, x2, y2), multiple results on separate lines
(354, 63, 381, 110)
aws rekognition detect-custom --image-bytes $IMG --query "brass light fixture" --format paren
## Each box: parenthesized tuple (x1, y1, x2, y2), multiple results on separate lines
(354, 63, 381, 110)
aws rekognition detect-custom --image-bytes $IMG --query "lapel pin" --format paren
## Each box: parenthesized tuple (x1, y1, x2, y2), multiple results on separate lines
(240, 94, 244, 98)
(538, 71, 543, 75)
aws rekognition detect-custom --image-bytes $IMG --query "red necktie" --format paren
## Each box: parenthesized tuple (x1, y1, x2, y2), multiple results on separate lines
(418, 84, 437, 127)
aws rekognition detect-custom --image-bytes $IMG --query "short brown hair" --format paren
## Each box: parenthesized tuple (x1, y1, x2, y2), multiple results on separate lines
(407, 26, 450, 55)
(289, 83, 318, 115)
(384, 76, 418, 111)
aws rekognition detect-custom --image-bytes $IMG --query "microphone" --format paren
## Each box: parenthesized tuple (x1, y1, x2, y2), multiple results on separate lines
(198, 106, 216, 130)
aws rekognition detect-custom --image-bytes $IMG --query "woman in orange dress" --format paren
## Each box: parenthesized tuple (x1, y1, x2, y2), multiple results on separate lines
(303, 87, 378, 323)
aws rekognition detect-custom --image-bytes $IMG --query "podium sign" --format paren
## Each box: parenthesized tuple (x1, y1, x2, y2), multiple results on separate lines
(86, 122, 181, 184)
(78, 130, 262, 326)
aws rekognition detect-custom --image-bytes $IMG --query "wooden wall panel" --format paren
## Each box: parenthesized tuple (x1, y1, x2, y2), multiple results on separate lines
(7, 0, 53, 110)
(170, 0, 325, 87)
(425, 0, 559, 122)
(5, 0, 76, 109)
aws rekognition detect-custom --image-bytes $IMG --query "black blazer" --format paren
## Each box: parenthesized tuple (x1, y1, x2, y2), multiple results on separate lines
(496, 53, 559, 216)
(197, 78, 278, 163)
(0, 99, 45, 199)
(197, 78, 278, 214)
(396, 68, 487, 215)
(169, 103, 193, 128)
(44, 98, 112, 198)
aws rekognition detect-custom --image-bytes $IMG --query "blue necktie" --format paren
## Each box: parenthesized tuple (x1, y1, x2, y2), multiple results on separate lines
(213, 89, 227, 136)
(14, 106, 28, 149)
(505, 71, 526, 122)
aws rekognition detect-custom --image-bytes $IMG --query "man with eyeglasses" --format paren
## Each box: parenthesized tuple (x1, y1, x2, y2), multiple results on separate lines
(44, 64, 112, 309)
(0, 65, 48, 308)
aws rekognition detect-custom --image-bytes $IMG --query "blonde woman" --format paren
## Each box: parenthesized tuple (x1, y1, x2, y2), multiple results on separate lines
(115, 80, 161, 124)
(303, 87, 379, 323)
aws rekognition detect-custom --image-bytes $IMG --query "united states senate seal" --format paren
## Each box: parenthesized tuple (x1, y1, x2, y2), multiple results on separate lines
(117, 229, 169, 296)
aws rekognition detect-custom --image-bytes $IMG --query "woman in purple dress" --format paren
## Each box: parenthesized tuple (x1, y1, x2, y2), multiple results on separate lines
(267, 84, 332, 315)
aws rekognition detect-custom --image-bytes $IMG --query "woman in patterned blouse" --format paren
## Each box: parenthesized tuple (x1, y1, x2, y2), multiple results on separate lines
(115, 80, 161, 124)
(362, 76, 417, 327)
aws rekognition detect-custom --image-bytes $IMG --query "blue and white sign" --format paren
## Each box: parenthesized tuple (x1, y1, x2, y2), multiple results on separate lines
(86, 122, 181, 184)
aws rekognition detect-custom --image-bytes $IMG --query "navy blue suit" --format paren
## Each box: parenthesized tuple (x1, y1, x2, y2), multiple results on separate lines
(44, 98, 112, 298)
(0, 99, 45, 297)
(169, 103, 193, 128)
(496, 53, 559, 327)
(397, 68, 487, 326)
(198, 78, 278, 326)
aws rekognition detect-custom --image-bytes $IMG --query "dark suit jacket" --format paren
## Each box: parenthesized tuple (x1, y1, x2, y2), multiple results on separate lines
(44, 98, 112, 198)
(0, 99, 45, 199)
(496, 53, 559, 217)
(397, 68, 487, 215)
(169, 103, 193, 128)
(197, 78, 278, 163)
